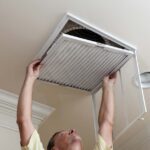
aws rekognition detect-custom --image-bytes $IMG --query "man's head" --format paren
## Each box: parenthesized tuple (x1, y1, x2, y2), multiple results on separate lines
(47, 129, 82, 150)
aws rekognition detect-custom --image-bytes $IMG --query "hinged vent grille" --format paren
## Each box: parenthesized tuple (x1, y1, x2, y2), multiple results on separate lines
(35, 13, 134, 93)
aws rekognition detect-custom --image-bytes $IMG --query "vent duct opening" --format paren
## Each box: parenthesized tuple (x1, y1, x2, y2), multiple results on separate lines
(67, 28, 106, 44)
(62, 20, 125, 49)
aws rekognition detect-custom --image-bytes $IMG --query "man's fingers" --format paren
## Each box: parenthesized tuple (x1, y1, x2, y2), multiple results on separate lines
(110, 72, 117, 79)
(28, 59, 43, 71)
(36, 63, 44, 71)
(29, 59, 41, 67)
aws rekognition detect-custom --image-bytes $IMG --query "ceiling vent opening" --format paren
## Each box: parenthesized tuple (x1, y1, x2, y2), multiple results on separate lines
(62, 21, 106, 44)
(35, 13, 135, 93)
(61, 20, 125, 49)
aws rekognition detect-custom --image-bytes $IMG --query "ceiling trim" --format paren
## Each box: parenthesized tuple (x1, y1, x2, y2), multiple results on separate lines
(0, 89, 55, 131)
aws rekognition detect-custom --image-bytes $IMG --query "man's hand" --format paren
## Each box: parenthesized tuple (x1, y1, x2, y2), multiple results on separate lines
(103, 72, 117, 89)
(25, 59, 43, 81)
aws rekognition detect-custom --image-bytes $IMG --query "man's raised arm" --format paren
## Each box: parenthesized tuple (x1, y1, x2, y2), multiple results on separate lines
(98, 73, 117, 148)
(16, 60, 42, 146)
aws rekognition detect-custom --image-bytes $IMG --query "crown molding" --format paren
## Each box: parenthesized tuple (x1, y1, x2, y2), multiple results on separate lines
(0, 89, 55, 131)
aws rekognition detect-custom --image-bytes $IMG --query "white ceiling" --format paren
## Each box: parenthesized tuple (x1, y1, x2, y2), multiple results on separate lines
(0, 0, 150, 92)
(0, 0, 150, 149)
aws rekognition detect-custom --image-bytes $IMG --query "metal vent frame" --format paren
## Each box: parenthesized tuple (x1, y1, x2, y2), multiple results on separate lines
(35, 12, 136, 93)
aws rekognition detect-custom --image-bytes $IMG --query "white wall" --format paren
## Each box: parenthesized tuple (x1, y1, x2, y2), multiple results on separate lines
(0, 127, 20, 150)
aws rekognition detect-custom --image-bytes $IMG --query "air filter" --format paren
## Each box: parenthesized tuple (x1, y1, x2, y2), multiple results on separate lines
(35, 13, 134, 93)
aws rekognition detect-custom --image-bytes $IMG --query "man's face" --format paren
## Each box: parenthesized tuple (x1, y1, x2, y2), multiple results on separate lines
(54, 129, 82, 150)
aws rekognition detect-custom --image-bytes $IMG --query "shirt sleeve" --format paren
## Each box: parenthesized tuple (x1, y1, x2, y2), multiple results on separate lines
(93, 134, 113, 150)
(21, 130, 45, 150)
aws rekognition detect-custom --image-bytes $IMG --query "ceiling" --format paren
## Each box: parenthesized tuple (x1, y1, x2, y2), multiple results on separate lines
(0, 0, 150, 93)
(0, 0, 150, 149)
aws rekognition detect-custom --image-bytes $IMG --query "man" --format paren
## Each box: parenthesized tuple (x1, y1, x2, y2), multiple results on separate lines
(17, 59, 117, 150)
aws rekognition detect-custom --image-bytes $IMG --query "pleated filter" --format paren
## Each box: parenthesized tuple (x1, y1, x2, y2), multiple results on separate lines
(35, 13, 134, 93)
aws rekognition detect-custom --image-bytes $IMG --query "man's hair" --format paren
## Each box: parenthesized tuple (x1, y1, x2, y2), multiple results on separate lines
(47, 131, 61, 150)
